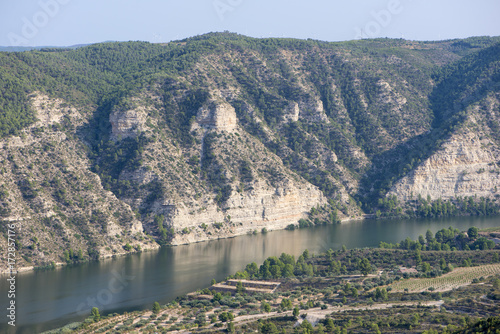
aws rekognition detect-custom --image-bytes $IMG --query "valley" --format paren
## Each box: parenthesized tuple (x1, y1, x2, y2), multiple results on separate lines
(0, 33, 499, 273)
(48, 225, 500, 334)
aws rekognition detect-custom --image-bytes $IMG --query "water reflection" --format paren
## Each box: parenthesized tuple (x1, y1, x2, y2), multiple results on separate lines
(1, 215, 498, 333)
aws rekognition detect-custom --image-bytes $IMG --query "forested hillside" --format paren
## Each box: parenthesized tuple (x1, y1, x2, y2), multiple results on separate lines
(0, 33, 499, 270)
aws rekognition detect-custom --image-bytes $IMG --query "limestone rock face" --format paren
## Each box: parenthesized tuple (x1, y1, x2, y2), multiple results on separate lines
(0, 94, 158, 273)
(377, 80, 407, 106)
(298, 96, 329, 123)
(6, 36, 500, 274)
(389, 128, 500, 202)
(169, 179, 325, 245)
(195, 100, 237, 132)
(101, 88, 334, 247)
(109, 106, 147, 139)
(283, 102, 300, 123)
(119, 169, 157, 186)
(282, 96, 329, 123)
(30, 93, 79, 127)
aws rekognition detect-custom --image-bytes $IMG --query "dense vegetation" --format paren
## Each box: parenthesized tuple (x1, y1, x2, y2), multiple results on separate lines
(380, 226, 497, 252)
(1, 33, 500, 270)
(374, 195, 500, 220)
(66, 226, 500, 334)
(0, 63, 36, 137)
(233, 228, 499, 283)
(1, 35, 499, 205)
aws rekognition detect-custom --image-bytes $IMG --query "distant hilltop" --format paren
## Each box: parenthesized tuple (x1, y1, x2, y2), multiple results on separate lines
(0, 33, 499, 272)
(0, 41, 115, 52)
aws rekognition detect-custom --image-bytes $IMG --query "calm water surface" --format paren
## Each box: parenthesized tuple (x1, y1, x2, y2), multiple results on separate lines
(1, 215, 499, 333)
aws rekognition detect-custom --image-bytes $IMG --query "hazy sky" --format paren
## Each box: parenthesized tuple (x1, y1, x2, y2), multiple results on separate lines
(1, 0, 499, 46)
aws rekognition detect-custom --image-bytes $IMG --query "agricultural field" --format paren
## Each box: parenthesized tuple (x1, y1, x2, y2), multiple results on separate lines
(48, 230, 500, 333)
(65, 272, 500, 334)
(390, 263, 500, 292)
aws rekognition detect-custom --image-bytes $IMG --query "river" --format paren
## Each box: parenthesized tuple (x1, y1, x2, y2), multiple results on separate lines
(1, 215, 499, 333)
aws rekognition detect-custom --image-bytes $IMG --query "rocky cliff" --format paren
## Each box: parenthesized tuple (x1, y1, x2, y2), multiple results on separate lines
(0, 34, 499, 271)
(0, 93, 159, 272)
(107, 89, 328, 245)
(389, 94, 500, 202)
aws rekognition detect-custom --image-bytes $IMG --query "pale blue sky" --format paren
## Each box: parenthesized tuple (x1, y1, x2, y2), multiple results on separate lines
(1, 0, 499, 46)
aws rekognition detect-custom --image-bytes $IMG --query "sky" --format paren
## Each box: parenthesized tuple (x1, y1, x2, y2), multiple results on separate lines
(1, 0, 500, 47)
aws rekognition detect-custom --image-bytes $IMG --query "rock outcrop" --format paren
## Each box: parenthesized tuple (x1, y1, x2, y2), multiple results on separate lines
(169, 179, 325, 245)
(283, 102, 300, 123)
(194, 100, 238, 132)
(283, 96, 329, 123)
(1, 35, 500, 273)
(0, 94, 158, 273)
(110, 104, 147, 139)
(389, 116, 500, 202)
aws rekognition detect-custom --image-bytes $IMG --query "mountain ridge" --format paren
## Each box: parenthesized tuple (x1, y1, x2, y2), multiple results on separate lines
(0, 33, 499, 271)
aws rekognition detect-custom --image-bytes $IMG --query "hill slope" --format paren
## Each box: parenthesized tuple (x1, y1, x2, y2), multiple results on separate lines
(0, 33, 499, 270)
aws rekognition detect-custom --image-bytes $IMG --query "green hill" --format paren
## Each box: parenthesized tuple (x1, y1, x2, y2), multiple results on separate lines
(0, 33, 499, 270)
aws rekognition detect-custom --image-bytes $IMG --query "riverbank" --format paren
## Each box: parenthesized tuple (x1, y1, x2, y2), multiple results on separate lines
(3, 216, 499, 334)
(0, 243, 160, 275)
(170, 212, 376, 246)
(0, 211, 369, 275)
(1, 214, 496, 276)
(56, 244, 500, 334)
